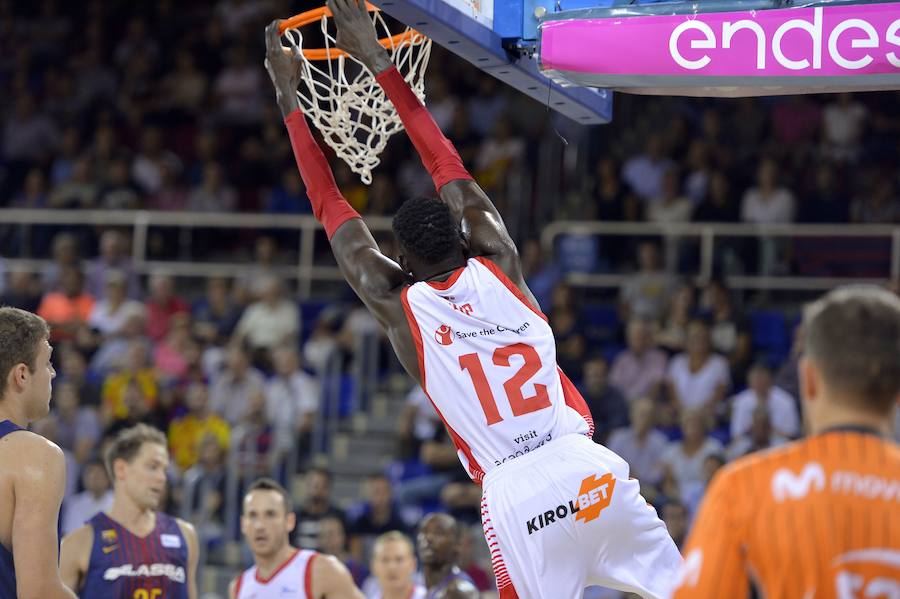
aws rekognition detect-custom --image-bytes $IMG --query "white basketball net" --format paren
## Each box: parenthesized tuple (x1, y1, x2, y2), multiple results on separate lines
(282, 11, 432, 184)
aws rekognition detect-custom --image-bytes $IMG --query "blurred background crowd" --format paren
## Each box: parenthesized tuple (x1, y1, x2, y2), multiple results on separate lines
(2, 0, 900, 597)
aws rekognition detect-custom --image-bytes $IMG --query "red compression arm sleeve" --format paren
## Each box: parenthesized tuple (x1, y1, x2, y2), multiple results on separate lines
(374, 66, 473, 192)
(284, 110, 361, 239)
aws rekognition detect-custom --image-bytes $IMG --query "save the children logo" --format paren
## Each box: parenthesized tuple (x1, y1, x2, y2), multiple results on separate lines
(434, 324, 453, 346)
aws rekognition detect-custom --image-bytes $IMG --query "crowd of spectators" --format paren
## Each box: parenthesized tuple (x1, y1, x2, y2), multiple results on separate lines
(3, 1, 900, 597)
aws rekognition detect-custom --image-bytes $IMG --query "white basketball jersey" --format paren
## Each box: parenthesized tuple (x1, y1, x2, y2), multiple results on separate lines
(401, 256, 593, 483)
(235, 549, 317, 599)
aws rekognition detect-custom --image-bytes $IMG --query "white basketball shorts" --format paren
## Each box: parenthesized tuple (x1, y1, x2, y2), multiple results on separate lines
(480, 433, 682, 599)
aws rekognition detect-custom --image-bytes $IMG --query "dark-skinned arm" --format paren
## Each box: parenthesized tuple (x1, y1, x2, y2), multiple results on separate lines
(327, 0, 536, 307)
(263, 21, 419, 378)
(264, 21, 407, 306)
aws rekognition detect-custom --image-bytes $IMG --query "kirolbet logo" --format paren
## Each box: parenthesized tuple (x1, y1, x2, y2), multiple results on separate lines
(525, 473, 616, 535)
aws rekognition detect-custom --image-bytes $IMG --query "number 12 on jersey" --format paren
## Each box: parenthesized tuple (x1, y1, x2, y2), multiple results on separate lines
(459, 342, 552, 425)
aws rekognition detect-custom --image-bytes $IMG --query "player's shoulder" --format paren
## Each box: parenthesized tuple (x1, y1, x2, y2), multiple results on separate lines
(174, 517, 199, 545)
(0, 431, 65, 479)
(0, 428, 63, 458)
(309, 551, 347, 578)
(61, 522, 95, 552)
(715, 438, 815, 485)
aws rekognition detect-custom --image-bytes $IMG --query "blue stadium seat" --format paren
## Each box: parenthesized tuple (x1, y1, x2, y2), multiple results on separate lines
(581, 304, 619, 347)
(749, 310, 789, 365)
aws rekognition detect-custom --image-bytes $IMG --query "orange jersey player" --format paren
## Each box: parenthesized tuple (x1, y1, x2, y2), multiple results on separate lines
(670, 285, 900, 599)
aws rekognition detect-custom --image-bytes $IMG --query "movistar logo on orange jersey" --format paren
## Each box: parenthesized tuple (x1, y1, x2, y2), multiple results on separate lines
(525, 473, 616, 534)
(771, 462, 826, 501)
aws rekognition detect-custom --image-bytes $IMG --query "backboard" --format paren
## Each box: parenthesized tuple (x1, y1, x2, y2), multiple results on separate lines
(368, 0, 615, 124)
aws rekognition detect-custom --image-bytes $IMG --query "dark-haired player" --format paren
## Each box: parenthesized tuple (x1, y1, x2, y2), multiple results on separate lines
(264, 1, 680, 596)
(230, 478, 363, 599)
(0, 307, 77, 599)
(417, 514, 478, 599)
(671, 286, 900, 598)
(60, 424, 199, 598)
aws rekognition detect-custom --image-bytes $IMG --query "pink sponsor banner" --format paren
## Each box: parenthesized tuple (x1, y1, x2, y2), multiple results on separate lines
(540, 3, 900, 77)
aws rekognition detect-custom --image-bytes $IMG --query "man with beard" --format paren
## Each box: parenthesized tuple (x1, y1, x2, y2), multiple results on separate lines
(230, 478, 363, 599)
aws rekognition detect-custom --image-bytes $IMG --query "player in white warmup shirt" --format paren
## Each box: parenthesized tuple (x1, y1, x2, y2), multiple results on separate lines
(230, 478, 363, 599)
(264, 2, 682, 595)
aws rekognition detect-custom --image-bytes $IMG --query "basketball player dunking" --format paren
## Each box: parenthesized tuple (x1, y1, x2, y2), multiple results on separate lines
(60, 424, 199, 598)
(264, 2, 681, 596)
(670, 286, 900, 598)
(230, 478, 363, 599)
(0, 307, 77, 599)
(417, 514, 478, 599)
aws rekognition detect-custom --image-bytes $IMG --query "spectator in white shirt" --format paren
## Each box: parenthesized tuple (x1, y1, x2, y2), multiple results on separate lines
(88, 270, 145, 337)
(741, 158, 795, 225)
(822, 93, 867, 162)
(730, 362, 799, 440)
(619, 241, 677, 323)
(209, 344, 265, 424)
(62, 459, 114, 535)
(606, 397, 669, 489)
(727, 403, 789, 461)
(666, 319, 731, 412)
(741, 159, 795, 276)
(660, 408, 723, 503)
(233, 275, 300, 359)
(265, 345, 320, 460)
(622, 134, 675, 202)
(609, 318, 668, 402)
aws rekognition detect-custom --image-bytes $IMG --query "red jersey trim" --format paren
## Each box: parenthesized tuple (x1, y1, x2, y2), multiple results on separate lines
(401, 286, 485, 484)
(425, 265, 465, 290)
(473, 256, 548, 323)
(557, 368, 595, 438)
(304, 552, 317, 598)
(255, 548, 301, 584)
(233, 573, 244, 598)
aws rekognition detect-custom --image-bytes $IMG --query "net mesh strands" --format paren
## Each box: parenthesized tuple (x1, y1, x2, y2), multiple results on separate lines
(282, 9, 432, 184)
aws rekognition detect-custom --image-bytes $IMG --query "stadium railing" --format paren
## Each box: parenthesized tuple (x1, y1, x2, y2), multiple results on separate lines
(2, 209, 899, 291)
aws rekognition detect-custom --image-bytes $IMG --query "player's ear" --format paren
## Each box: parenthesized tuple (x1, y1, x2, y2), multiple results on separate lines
(9, 362, 29, 392)
(113, 457, 128, 482)
(285, 511, 296, 533)
(798, 356, 818, 404)
(459, 229, 470, 258)
(397, 253, 411, 276)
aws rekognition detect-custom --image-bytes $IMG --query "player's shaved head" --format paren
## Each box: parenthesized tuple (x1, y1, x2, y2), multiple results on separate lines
(392, 197, 463, 268)
(803, 285, 900, 412)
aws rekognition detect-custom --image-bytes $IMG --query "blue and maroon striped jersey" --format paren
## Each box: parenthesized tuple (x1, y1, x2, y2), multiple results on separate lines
(80, 511, 189, 599)
(0, 420, 24, 599)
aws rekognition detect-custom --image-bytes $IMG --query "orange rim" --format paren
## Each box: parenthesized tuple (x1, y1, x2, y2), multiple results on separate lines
(278, 3, 425, 61)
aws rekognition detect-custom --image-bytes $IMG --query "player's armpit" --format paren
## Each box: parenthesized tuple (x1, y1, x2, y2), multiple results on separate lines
(59, 524, 94, 594)
(310, 554, 365, 599)
(13, 437, 78, 599)
(670, 468, 749, 599)
(177, 519, 200, 599)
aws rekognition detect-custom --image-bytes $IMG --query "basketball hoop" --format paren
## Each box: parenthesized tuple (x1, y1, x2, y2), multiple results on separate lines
(278, 4, 432, 184)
